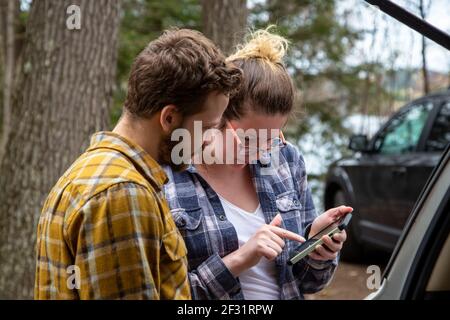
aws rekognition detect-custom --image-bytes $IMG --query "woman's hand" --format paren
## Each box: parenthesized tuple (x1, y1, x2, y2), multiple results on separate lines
(223, 214, 305, 277)
(308, 205, 353, 261)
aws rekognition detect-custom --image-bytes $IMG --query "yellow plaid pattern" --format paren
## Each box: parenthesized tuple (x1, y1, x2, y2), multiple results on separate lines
(35, 132, 191, 300)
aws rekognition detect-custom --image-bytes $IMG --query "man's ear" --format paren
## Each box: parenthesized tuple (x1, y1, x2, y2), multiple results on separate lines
(160, 104, 182, 134)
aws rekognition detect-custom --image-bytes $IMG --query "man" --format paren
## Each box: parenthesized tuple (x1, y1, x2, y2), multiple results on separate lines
(34, 28, 242, 300)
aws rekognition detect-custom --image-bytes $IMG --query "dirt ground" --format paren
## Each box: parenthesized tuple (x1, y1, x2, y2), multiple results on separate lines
(305, 252, 391, 300)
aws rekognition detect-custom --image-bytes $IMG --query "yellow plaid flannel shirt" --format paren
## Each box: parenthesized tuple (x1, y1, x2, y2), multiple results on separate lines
(35, 132, 191, 300)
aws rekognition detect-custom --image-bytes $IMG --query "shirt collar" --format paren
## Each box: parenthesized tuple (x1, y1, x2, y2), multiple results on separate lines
(87, 131, 168, 188)
(186, 163, 197, 174)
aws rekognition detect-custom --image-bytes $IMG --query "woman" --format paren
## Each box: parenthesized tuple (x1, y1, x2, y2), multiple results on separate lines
(163, 28, 352, 300)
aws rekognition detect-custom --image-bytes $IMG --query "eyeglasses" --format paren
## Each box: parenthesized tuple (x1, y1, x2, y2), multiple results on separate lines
(226, 121, 287, 154)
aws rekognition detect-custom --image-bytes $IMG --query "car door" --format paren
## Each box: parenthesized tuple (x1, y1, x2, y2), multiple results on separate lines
(359, 100, 435, 250)
(367, 145, 450, 300)
(405, 97, 450, 227)
(395, 97, 450, 230)
(405, 188, 450, 300)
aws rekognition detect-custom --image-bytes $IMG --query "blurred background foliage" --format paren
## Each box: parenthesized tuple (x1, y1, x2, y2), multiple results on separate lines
(1, 0, 449, 208)
(114, 0, 202, 123)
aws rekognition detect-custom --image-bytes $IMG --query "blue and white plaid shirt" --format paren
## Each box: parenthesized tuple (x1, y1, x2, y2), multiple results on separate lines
(163, 143, 337, 300)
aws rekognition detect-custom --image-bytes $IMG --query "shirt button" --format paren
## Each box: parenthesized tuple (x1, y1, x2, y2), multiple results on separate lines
(218, 214, 226, 221)
(293, 200, 299, 206)
(232, 287, 241, 295)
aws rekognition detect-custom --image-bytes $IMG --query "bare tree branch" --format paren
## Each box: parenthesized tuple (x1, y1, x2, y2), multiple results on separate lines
(419, 0, 430, 94)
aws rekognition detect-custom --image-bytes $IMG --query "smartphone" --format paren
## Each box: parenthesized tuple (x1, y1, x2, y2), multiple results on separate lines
(288, 213, 353, 265)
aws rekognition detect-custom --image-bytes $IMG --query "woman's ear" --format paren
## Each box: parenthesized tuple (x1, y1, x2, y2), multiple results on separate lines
(160, 104, 182, 134)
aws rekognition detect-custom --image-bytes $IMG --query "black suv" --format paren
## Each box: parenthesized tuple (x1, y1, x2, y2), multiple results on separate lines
(324, 88, 450, 261)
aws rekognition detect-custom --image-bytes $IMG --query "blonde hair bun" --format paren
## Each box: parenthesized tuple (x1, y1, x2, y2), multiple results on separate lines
(227, 26, 289, 65)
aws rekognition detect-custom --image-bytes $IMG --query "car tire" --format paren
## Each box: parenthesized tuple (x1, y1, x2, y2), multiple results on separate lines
(333, 190, 365, 262)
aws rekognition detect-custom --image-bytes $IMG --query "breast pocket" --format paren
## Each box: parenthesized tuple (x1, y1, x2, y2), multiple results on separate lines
(171, 207, 203, 232)
(276, 190, 302, 213)
(170, 207, 208, 269)
(275, 190, 304, 238)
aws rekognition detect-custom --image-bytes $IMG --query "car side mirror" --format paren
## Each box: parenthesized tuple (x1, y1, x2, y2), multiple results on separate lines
(349, 134, 369, 152)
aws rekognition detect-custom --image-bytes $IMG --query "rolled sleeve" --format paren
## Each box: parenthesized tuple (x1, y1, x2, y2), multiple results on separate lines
(189, 253, 241, 300)
(306, 256, 337, 270)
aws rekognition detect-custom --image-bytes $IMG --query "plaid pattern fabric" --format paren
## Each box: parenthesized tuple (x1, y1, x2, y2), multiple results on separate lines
(35, 132, 191, 300)
(163, 143, 337, 300)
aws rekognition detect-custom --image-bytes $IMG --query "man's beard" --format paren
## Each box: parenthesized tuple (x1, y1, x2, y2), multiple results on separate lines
(158, 130, 189, 172)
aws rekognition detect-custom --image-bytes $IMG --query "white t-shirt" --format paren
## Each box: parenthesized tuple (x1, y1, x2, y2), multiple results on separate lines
(218, 195, 280, 300)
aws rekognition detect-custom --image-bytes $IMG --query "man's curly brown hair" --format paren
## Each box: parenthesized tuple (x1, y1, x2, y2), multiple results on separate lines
(124, 28, 243, 118)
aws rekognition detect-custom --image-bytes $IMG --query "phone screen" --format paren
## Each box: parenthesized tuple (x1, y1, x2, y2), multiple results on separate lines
(308, 216, 344, 240)
(288, 213, 352, 265)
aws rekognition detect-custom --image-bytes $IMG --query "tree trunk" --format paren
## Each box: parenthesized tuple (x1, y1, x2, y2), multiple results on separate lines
(202, 0, 247, 55)
(0, 1, 4, 143)
(0, 0, 20, 160)
(419, 0, 430, 94)
(421, 35, 429, 94)
(0, 0, 120, 299)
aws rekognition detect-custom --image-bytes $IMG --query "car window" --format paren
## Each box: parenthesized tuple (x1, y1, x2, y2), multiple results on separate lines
(425, 100, 450, 152)
(375, 101, 434, 155)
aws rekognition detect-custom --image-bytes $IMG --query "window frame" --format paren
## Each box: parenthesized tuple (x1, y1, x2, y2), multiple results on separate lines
(420, 98, 450, 153)
(371, 99, 437, 154)
(364, 0, 450, 51)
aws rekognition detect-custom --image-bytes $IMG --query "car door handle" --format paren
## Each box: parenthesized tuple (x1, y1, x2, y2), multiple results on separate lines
(392, 167, 407, 175)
